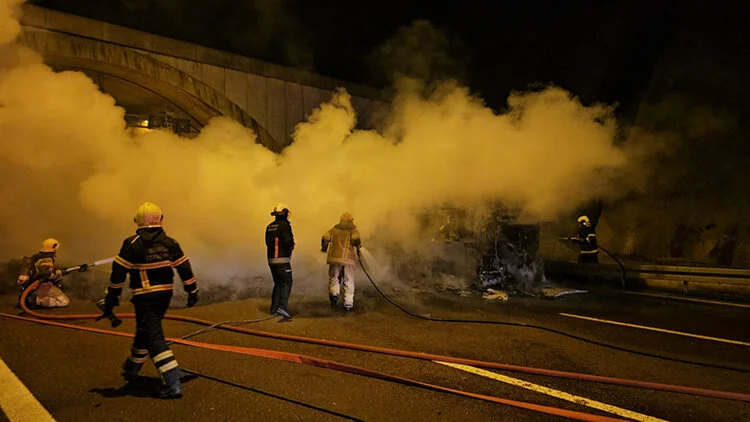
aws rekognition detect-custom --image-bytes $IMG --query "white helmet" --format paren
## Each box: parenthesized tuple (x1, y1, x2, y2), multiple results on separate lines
(340, 212, 354, 221)
(271, 203, 290, 216)
(577, 215, 591, 226)
(134, 201, 163, 228)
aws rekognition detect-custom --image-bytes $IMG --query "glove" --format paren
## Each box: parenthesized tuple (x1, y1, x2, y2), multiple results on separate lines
(17, 278, 30, 291)
(78, 264, 88, 272)
(187, 291, 199, 308)
(97, 293, 119, 314)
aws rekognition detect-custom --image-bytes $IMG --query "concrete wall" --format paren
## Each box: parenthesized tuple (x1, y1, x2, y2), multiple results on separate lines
(18, 4, 391, 150)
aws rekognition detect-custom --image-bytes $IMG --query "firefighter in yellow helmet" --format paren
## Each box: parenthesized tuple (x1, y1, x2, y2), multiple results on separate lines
(321, 212, 361, 311)
(99, 201, 198, 399)
(265, 203, 295, 319)
(570, 215, 599, 263)
(17, 238, 70, 309)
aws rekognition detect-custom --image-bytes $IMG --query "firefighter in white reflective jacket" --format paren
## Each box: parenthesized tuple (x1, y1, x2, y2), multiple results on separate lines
(321, 213, 361, 311)
(17, 238, 70, 309)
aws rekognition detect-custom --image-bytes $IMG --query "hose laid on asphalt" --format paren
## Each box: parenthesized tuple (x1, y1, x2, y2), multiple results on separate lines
(0, 311, 627, 422)
(356, 254, 749, 375)
(9, 280, 750, 403)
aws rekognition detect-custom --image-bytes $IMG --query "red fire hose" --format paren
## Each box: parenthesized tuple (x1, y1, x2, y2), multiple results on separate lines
(5, 281, 750, 407)
(3, 284, 629, 422)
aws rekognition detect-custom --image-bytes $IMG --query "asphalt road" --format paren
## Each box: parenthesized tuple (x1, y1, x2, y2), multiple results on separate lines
(1, 283, 748, 422)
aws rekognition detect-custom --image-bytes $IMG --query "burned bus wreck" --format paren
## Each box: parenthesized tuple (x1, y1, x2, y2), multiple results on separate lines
(378, 203, 544, 296)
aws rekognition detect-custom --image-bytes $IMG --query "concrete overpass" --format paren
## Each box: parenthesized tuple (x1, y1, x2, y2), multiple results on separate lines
(17, 4, 390, 152)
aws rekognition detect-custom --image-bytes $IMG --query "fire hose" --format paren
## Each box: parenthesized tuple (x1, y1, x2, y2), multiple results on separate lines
(5, 280, 750, 405)
(356, 252, 749, 374)
(62, 258, 115, 275)
(556, 237, 627, 285)
(4, 282, 631, 422)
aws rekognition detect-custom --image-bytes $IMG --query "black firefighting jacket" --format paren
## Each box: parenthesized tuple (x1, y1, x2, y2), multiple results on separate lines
(266, 216, 295, 264)
(574, 225, 599, 254)
(106, 228, 197, 298)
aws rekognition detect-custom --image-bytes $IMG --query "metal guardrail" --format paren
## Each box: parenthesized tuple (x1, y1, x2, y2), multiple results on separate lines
(544, 260, 750, 287)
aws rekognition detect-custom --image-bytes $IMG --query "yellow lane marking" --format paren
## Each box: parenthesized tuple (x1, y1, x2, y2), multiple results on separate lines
(0, 356, 55, 422)
(436, 361, 667, 422)
(560, 313, 750, 347)
(622, 291, 750, 309)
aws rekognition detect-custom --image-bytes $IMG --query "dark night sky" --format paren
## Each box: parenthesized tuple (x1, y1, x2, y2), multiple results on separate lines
(26, 0, 745, 116)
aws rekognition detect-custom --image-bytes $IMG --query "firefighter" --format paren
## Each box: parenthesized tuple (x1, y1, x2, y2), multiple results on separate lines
(570, 215, 599, 263)
(99, 201, 198, 399)
(265, 203, 295, 319)
(321, 212, 361, 311)
(17, 238, 70, 309)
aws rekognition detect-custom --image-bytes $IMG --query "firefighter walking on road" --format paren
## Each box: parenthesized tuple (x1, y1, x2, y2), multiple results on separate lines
(265, 203, 295, 319)
(99, 201, 198, 399)
(17, 238, 70, 309)
(321, 212, 362, 312)
(570, 215, 599, 263)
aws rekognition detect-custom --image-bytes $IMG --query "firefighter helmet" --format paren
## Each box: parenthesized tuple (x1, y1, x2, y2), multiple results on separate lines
(340, 212, 354, 221)
(271, 203, 290, 216)
(134, 201, 163, 228)
(40, 238, 60, 253)
(577, 215, 591, 226)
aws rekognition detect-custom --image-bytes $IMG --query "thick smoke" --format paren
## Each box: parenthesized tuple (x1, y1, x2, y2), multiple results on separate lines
(0, 2, 657, 297)
(0, 0, 22, 45)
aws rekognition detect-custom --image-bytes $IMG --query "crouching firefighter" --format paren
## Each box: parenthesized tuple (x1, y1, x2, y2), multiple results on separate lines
(321, 212, 362, 311)
(17, 238, 70, 309)
(99, 202, 199, 399)
(570, 215, 599, 263)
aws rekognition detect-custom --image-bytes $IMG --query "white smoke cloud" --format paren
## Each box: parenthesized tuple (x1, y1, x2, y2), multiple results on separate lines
(0, 2, 659, 297)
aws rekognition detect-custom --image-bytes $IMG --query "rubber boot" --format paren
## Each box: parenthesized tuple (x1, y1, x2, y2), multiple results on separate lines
(274, 308, 292, 319)
(121, 359, 144, 382)
(159, 367, 183, 399)
(24, 294, 38, 310)
(329, 295, 338, 308)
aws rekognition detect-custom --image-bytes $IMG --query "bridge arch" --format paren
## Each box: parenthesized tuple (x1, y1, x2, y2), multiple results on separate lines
(18, 27, 281, 151)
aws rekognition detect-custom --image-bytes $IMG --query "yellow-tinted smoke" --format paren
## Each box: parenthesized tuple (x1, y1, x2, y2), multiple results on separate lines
(0, 4, 647, 289)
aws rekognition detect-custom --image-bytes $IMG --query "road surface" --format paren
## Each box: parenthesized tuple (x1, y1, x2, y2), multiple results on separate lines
(1, 283, 748, 421)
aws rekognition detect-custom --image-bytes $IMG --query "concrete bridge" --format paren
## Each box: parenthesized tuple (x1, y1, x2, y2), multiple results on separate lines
(17, 4, 390, 152)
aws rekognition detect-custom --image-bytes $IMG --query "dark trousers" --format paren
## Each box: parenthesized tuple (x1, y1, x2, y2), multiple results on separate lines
(130, 292, 180, 386)
(578, 252, 599, 264)
(269, 263, 293, 313)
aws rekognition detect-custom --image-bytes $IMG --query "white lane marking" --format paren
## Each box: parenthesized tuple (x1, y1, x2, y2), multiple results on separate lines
(560, 313, 750, 347)
(436, 361, 667, 422)
(0, 356, 55, 421)
(622, 291, 750, 309)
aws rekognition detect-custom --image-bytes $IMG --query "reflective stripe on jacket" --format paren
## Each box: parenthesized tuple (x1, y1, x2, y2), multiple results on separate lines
(107, 228, 197, 298)
(266, 217, 295, 264)
(322, 222, 361, 266)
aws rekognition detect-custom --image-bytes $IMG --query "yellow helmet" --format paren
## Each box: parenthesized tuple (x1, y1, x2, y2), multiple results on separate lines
(271, 203, 290, 216)
(134, 201, 163, 228)
(577, 215, 591, 226)
(40, 238, 60, 253)
(340, 212, 354, 221)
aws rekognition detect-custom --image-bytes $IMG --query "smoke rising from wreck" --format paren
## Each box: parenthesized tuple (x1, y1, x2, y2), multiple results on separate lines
(0, 1, 658, 298)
